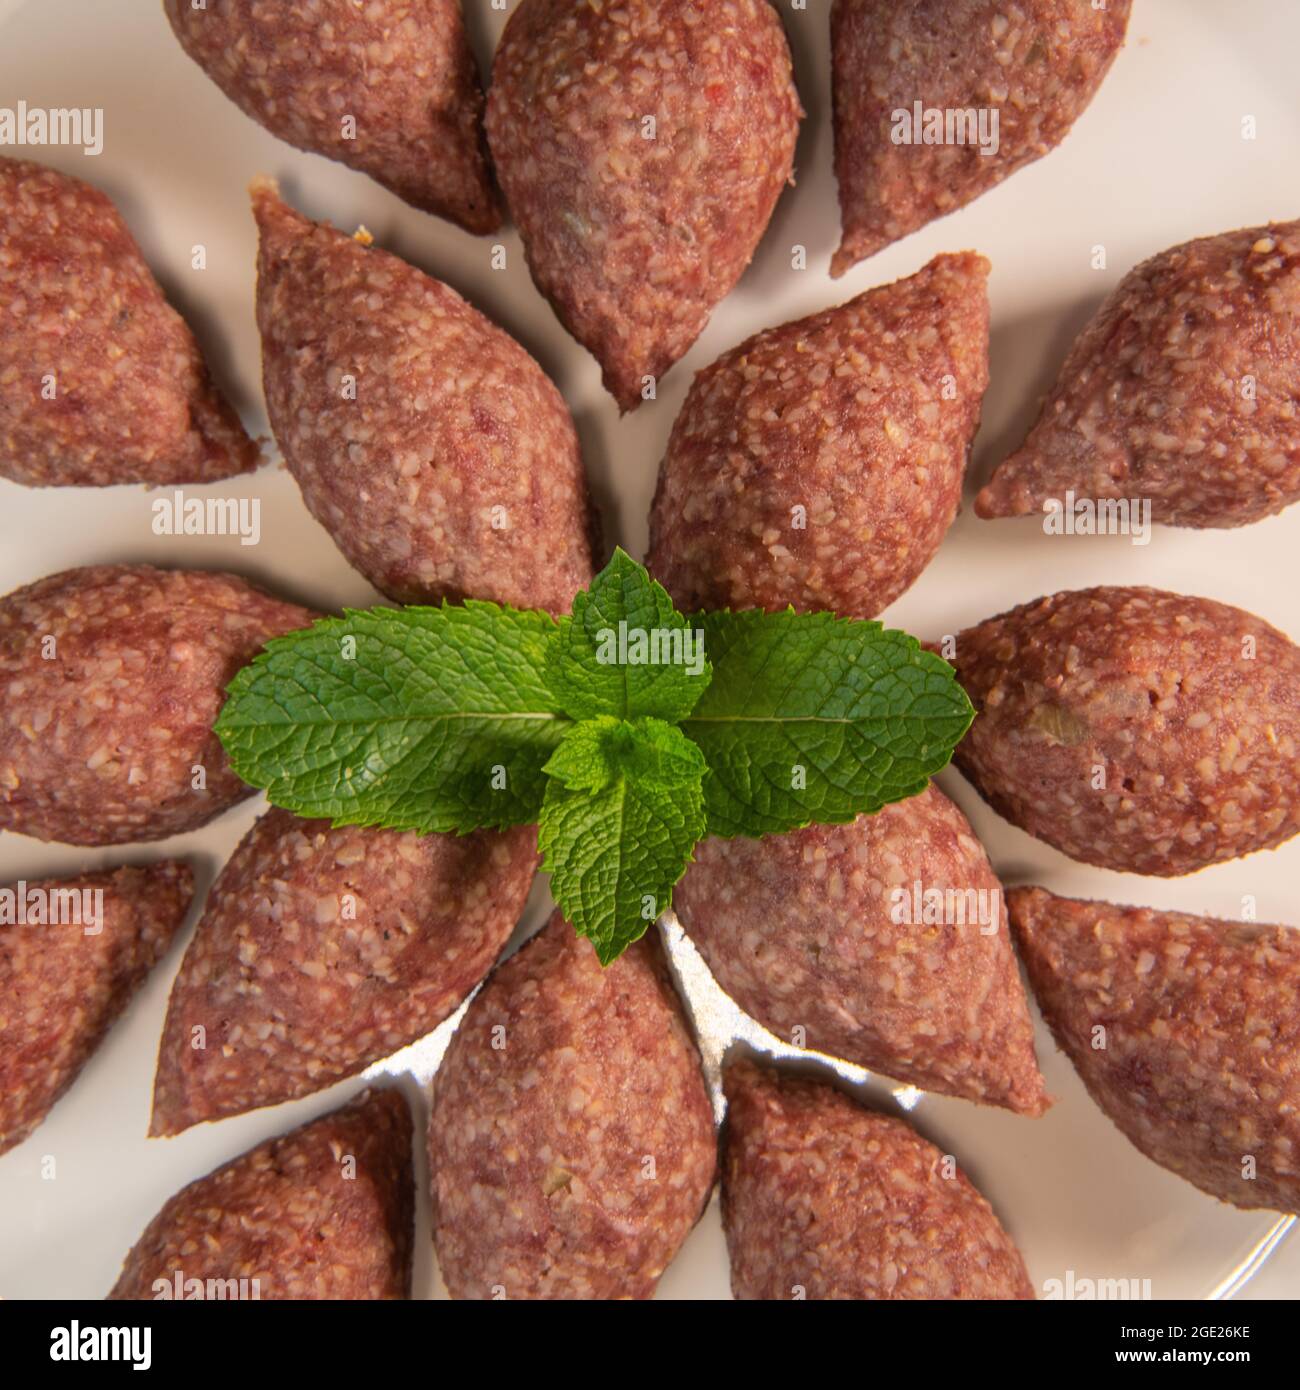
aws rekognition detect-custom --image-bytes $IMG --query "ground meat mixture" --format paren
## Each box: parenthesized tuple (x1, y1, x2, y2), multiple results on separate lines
(1009, 887, 1300, 1213)
(486, 0, 802, 412)
(164, 0, 499, 233)
(253, 180, 595, 614)
(978, 221, 1300, 527)
(0, 565, 315, 846)
(0, 157, 259, 486)
(428, 911, 715, 1299)
(648, 253, 989, 618)
(0, 861, 192, 1157)
(722, 1056, 1035, 1299)
(945, 586, 1300, 875)
(150, 809, 538, 1136)
(831, 0, 1131, 275)
(674, 784, 1047, 1114)
(110, 1087, 414, 1300)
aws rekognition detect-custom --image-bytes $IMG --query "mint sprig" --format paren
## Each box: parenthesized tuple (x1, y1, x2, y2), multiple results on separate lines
(216, 550, 973, 963)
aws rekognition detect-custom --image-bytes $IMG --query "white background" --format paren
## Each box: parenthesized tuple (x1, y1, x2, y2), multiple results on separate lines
(0, 0, 1297, 1299)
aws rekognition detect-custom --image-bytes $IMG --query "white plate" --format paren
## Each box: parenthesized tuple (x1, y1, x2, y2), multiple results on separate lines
(0, 0, 1296, 1301)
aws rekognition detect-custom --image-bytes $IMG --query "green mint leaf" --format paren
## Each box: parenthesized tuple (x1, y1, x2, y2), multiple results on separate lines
(543, 715, 707, 792)
(680, 609, 974, 838)
(544, 547, 711, 721)
(538, 718, 707, 964)
(215, 602, 570, 833)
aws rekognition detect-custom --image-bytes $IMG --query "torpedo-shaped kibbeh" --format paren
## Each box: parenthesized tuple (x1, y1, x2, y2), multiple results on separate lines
(428, 911, 716, 1299)
(111, 1087, 414, 1299)
(252, 180, 594, 614)
(944, 587, 1300, 876)
(150, 809, 538, 1136)
(485, 0, 802, 412)
(722, 1057, 1035, 1299)
(830, 0, 1131, 275)
(0, 565, 315, 846)
(977, 221, 1300, 528)
(673, 785, 1047, 1115)
(1008, 888, 1300, 1213)
(164, 0, 499, 233)
(647, 253, 989, 619)
(0, 158, 259, 487)
(1, 862, 193, 1157)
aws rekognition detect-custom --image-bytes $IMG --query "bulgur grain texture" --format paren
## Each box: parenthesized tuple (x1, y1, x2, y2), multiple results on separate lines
(978, 221, 1300, 528)
(674, 785, 1047, 1114)
(722, 1056, 1035, 1299)
(946, 587, 1300, 876)
(0, 158, 259, 487)
(1009, 887, 1300, 1213)
(164, 0, 500, 233)
(150, 809, 538, 1136)
(647, 253, 990, 618)
(486, 0, 802, 412)
(0, 565, 315, 846)
(252, 180, 595, 614)
(0, 862, 193, 1157)
(110, 1087, 414, 1299)
(831, 0, 1131, 275)
(428, 911, 716, 1299)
